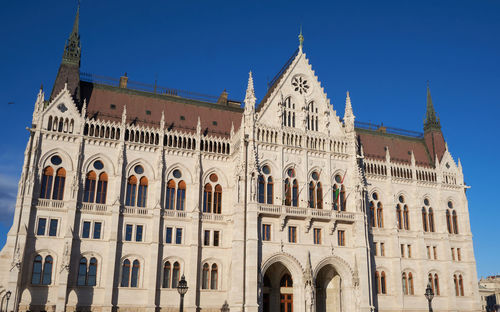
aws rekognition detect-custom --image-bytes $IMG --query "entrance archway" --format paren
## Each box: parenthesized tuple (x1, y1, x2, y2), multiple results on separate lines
(263, 262, 294, 312)
(316, 264, 342, 312)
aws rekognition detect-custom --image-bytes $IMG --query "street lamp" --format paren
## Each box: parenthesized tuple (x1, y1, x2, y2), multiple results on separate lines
(425, 282, 434, 312)
(221, 300, 230, 312)
(177, 274, 188, 312)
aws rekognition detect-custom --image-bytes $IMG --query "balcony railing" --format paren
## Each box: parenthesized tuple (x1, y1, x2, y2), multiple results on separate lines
(201, 213, 224, 222)
(164, 209, 187, 218)
(37, 199, 64, 209)
(81, 202, 108, 212)
(123, 206, 148, 215)
(258, 204, 355, 222)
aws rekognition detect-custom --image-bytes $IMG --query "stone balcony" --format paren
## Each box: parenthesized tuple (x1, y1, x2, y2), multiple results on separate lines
(36, 198, 64, 209)
(258, 204, 355, 223)
(81, 202, 108, 213)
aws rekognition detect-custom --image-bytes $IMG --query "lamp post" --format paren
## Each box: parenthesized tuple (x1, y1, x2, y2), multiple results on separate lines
(177, 274, 188, 312)
(4, 291, 11, 312)
(425, 282, 434, 312)
(221, 300, 230, 312)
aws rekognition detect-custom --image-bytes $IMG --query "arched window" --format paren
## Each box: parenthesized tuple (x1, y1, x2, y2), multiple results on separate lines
(428, 208, 435, 232)
(422, 208, 428, 232)
(131, 260, 140, 287)
(396, 205, 403, 230)
(282, 97, 296, 128)
(258, 175, 265, 204)
(434, 274, 440, 296)
(267, 176, 273, 205)
(280, 274, 293, 287)
(408, 273, 414, 295)
(454, 275, 459, 296)
(177, 181, 186, 211)
(446, 210, 452, 233)
(121, 259, 131, 287)
(370, 202, 376, 227)
(137, 177, 148, 207)
(214, 185, 222, 214)
(402, 273, 408, 295)
(88, 257, 97, 286)
(42, 255, 53, 285)
(77, 257, 88, 286)
(316, 182, 323, 209)
(292, 180, 299, 207)
(308, 182, 316, 208)
(83, 171, 97, 203)
(403, 206, 410, 230)
(172, 262, 180, 288)
(452, 211, 459, 234)
(375, 271, 380, 294)
(96, 173, 108, 204)
(459, 275, 464, 296)
(284, 178, 291, 206)
(381, 271, 386, 294)
(52, 168, 66, 200)
(332, 174, 346, 211)
(163, 261, 171, 288)
(126, 176, 137, 206)
(377, 202, 384, 227)
(166, 180, 176, 210)
(202, 263, 209, 289)
(203, 184, 212, 213)
(210, 264, 218, 290)
(31, 255, 43, 284)
(40, 167, 54, 199)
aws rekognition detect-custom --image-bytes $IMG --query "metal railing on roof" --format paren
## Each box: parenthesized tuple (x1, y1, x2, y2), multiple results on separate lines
(267, 49, 299, 89)
(355, 121, 424, 138)
(80, 72, 241, 105)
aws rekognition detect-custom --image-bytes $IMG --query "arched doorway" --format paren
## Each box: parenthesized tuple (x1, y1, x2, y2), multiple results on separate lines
(316, 264, 342, 312)
(263, 262, 294, 312)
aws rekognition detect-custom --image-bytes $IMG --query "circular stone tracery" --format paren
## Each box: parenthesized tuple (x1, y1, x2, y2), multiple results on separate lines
(291, 75, 310, 95)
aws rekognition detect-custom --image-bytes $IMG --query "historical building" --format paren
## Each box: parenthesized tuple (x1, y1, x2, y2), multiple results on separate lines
(479, 276, 500, 312)
(0, 6, 482, 312)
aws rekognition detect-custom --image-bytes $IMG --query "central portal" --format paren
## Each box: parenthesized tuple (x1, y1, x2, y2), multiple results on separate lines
(263, 262, 294, 312)
(316, 264, 342, 312)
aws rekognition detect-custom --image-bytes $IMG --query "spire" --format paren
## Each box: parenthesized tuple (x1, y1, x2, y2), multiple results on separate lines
(344, 91, 355, 133)
(298, 26, 304, 52)
(244, 71, 256, 113)
(424, 83, 441, 132)
(63, 2, 81, 65)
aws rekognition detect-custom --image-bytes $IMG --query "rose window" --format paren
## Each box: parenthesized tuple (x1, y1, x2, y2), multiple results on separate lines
(291, 76, 309, 95)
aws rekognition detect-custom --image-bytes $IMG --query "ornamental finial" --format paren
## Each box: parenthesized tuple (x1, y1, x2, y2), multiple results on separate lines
(298, 25, 304, 51)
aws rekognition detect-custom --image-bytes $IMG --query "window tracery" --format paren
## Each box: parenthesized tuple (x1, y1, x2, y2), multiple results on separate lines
(165, 169, 186, 210)
(332, 173, 346, 211)
(31, 255, 53, 285)
(203, 173, 222, 214)
(258, 165, 273, 204)
(282, 97, 296, 128)
(308, 171, 322, 209)
(284, 168, 298, 207)
(125, 165, 148, 207)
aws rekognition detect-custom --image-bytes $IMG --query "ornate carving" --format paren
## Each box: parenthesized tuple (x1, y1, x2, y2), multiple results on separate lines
(60, 241, 70, 273)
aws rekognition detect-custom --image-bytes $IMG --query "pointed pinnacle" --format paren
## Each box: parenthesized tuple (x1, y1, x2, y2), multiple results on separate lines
(345, 91, 353, 117)
(72, 1, 80, 36)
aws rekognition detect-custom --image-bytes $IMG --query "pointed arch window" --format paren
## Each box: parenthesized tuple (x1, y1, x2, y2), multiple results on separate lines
(258, 175, 266, 203)
(137, 177, 148, 207)
(454, 274, 459, 296)
(396, 205, 403, 230)
(284, 178, 291, 206)
(434, 274, 440, 295)
(459, 275, 464, 296)
(202, 263, 209, 289)
(131, 260, 140, 287)
(88, 258, 97, 286)
(282, 97, 296, 128)
(96, 173, 108, 204)
(77, 257, 88, 286)
(446, 210, 452, 233)
(316, 182, 323, 209)
(210, 264, 218, 290)
(292, 179, 299, 207)
(258, 166, 273, 204)
(176, 181, 186, 210)
(77, 257, 98, 286)
(40, 166, 54, 199)
(31, 255, 43, 285)
(381, 271, 386, 294)
(408, 273, 414, 295)
(403, 206, 410, 230)
(377, 202, 384, 227)
(166, 180, 176, 210)
(309, 182, 316, 208)
(284, 168, 298, 207)
(428, 208, 435, 232)
(121, 259, 131, 287)
(280, 274, 293, 287)
(214, 185, 222, 214)
(267, 177, 273, 204)
(402, 272, 408, 295)
(422, 207, 428, 232)
(42, 255, 53, 285)
(172, 262, 180, 288)
(452, 211, 459, 234)
(52, 168, 66, 200)
(332, 174, 346, 211)
(203, 184, 213, 213)
(370, 202, 376, 227)
(163, 261, 171, 288)
(126, 176, 138, 206)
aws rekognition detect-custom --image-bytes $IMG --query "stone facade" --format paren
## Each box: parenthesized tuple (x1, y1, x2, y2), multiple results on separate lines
(0, 7, 482, 312)
(479, 276, 500, 312)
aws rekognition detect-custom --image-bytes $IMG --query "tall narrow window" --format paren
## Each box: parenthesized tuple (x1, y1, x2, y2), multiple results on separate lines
(338, 230, 345, 246)
(166, 180, 176, 210)
(434, 274, 440, 296)
(49, 219, 58, 237)
(96, 173, 108, 204)
(452, 211, 459, 234)
(131, 260, 140, 287)
(292, 180, 299, 207)
(137, 177, 148, 207)
(88, 258, 97, 286)
(403, 206, 410, 230)
(40, 167, 54, 199)
(126, 176, 137, 206)
(454, 275, 459, 296)
(214, 185, 222, 214)
(284, 178, 291, 206)
(396, 205, 402, 230)
(203, 184, 212, 213)
(309, 182, 315, 208)
(422, 208, 428, 232)
(78, 258, 88, 286)
(121, 259, 131, 287)
(446, 210, 452, 233)
(313, 228, 321, 245)
(172, 262, 180, 288)
(83, 171, 97, 203)
(163, 261, 171, 288)
(136, 225, 143, 242)
(288, 226, 297, 243)
(31, 255, 43, 284)
(52, 168, 66, 200)
(202, 263, 209, 289)
(262, 224, 271, 241)
(377, 202, 384, 227)
(37, 218, 47, 236)
(316, 182, 323, 209)
(125, 224, 133, 241)
(376, 271, 380, 294)
(42, 255, 53, 285)
(408, 273, 414, 295)
(210, 264, 218, 290)
(402, 273, 408, 295)
(267, 177, 273, 204)
(428, 208, 435, 232)
(381, 271, 386, 294)
(370, 202, 376, 227)
(459, 275, 464, 296)
(176, 181, 186, 210)
(258, 175, 265, 204)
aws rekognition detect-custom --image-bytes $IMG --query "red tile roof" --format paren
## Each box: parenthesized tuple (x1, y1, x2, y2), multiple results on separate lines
(81, 82, 243, 137)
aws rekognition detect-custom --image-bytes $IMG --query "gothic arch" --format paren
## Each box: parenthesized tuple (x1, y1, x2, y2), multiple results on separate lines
(202, 168, 229, 188)
(82, 153, 116, 176)
(165, 163, 194, 184)
(39, 148, 75, 171)
(125, 159, 156, 180)
(313, 256, 355, 287)
(283, 163, 304, 178)
(261, 252, 304, 284)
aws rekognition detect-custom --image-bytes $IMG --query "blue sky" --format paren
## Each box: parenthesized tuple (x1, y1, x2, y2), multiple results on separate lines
(0, 0, 498, 278)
